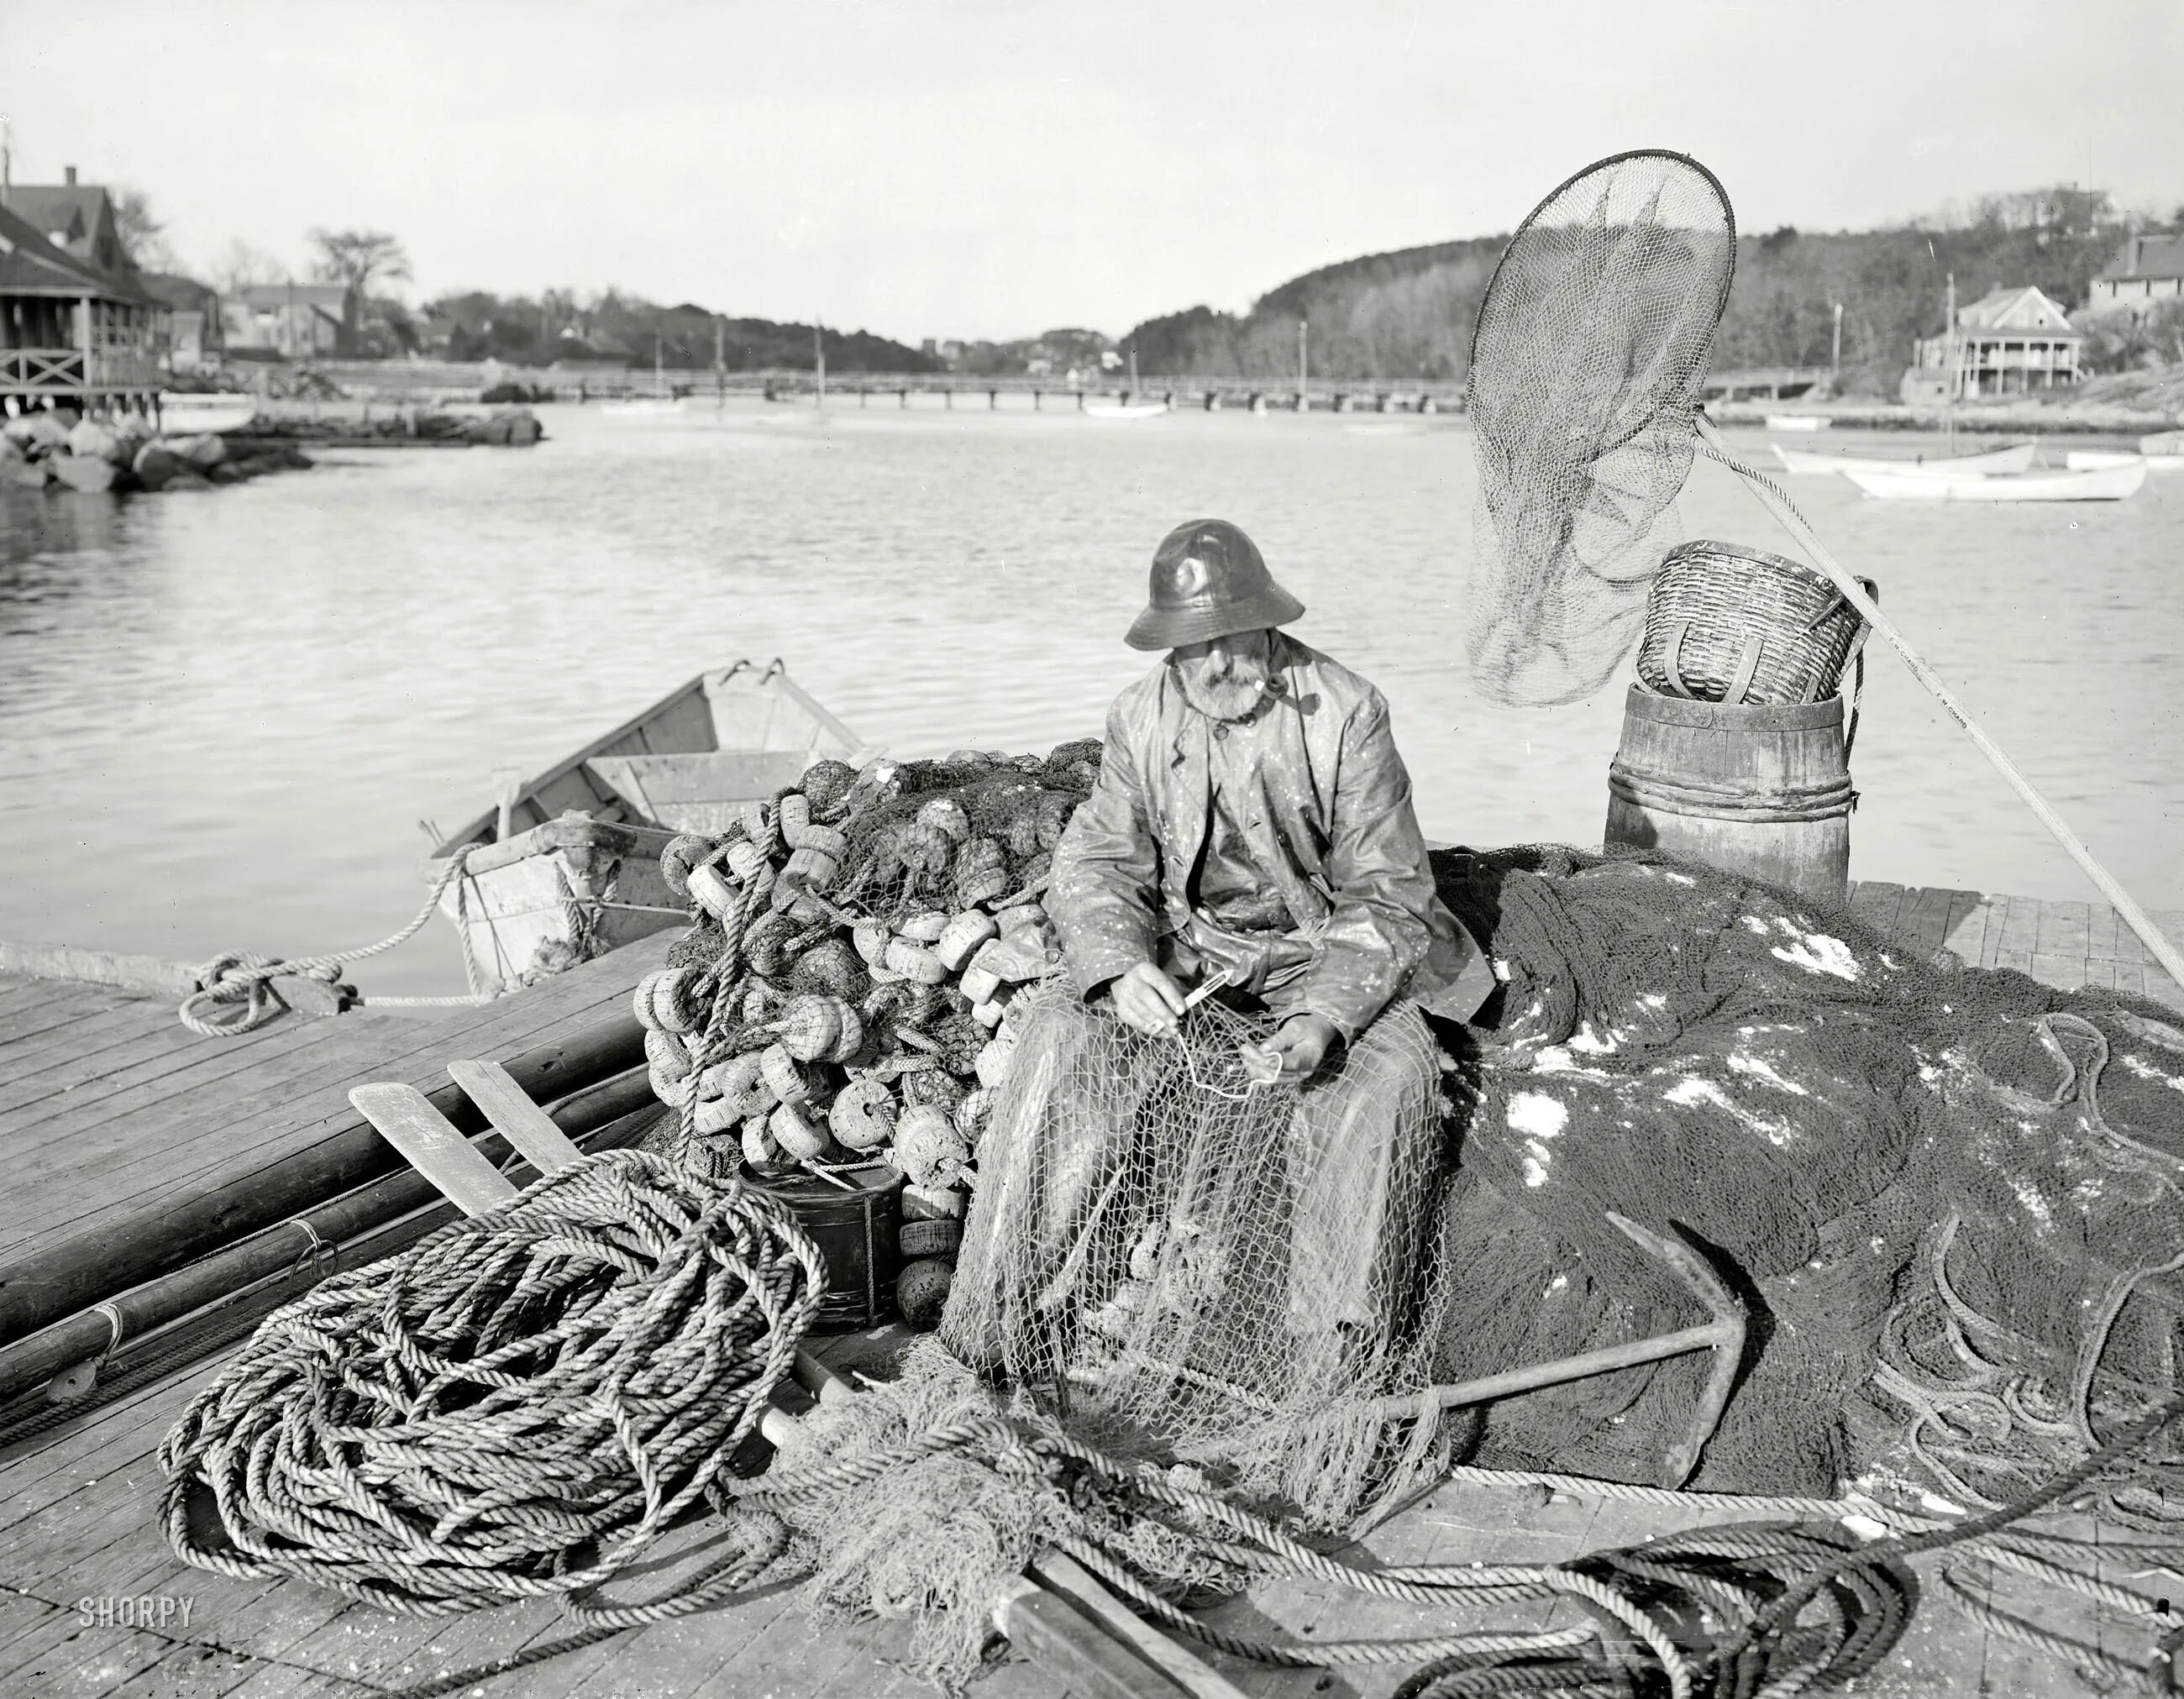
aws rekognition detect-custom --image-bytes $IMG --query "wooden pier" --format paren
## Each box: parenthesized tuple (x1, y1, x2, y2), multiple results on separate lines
(0, 882, 2176, 1697)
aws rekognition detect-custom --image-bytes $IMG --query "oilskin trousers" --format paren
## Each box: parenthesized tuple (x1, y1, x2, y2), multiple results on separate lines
(943, 986, 1443, 1394)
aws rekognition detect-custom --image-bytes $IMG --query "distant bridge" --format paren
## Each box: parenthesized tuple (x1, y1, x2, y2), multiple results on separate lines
(308, 359, 1835, 412)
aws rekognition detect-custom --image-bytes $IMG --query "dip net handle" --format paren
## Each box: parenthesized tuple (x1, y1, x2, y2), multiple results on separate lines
(1695, 414, 2184, 988)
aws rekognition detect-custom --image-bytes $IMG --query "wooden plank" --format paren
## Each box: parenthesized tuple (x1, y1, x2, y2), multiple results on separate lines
(0, 1016, 242, 1128)
(15, 974, 640, 1227)
(1895, 887, 1960, 958)
(0, 937, 663, 1268)
(1941, 891, 1991, 967)
(2034, 899, 2092, 964)
(1997, 894, 2042, 962)
(0, 942, 201, 999)
(2030, 953, 2090, 994)
(2087, 903, 2121, 966)
(0, 1002, 165, 1078)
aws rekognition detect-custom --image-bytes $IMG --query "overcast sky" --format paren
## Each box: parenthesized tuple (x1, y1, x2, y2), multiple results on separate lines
(5, 1, 2180, 344)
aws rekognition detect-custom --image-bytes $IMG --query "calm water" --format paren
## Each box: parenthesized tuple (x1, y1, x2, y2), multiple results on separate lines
(2, 404, 2177, 995)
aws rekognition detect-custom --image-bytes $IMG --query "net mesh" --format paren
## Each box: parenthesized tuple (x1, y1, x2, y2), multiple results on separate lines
(942, 987, 1456, 1528)
(1424, 845, 2184, 1518)
(1465, 150, 1736, 706)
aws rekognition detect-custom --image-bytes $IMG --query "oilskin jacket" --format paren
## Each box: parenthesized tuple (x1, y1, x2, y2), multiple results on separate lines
(1050, 634, 1493, 1041)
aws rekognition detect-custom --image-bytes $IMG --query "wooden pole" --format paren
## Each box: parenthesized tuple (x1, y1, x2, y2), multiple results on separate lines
(814, 321, 825, 409)
(1696, 416, 2184, 988)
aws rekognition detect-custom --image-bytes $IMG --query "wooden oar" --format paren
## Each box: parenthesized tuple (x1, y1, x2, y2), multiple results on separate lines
(1696, 414, 2184, 988)
(351, 1072, 1196, 1699)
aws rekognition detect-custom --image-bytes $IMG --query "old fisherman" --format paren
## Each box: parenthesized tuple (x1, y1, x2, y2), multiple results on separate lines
(944, 519, 1493, 1407)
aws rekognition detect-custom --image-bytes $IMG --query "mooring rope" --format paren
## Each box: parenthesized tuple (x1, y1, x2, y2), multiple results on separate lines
(178, 847, 483, 1036)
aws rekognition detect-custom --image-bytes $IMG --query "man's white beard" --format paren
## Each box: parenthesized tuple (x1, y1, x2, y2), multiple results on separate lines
(1173, 653, 1272, 722)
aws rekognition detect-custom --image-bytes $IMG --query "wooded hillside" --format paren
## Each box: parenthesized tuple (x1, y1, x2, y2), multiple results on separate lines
(1120, 186, 2176, 396)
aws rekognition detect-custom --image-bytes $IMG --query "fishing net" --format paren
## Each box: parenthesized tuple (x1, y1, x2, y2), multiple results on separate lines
(1423, 845, 2184, 1518)
(1464, 149, 1735, 705)
(941, 986, 1457, 1528)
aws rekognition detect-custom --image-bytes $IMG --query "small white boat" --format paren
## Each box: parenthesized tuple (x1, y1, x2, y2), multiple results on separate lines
(1084, 400, 1170, 421)
(1765, 414, 1831, 431)
(600, 398, 680, 418)
(1841, 460, 2147, 502)
(1772, 442, 2037, 477)
(157, 394, 260, 434)
(428, 660, 872, 995)
(2066, 448, 2184, 473)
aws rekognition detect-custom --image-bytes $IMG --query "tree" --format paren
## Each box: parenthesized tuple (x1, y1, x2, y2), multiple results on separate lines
(213, 239, 287, 295)
(307, 229, 412, 299)
(109, 186, 176, 272)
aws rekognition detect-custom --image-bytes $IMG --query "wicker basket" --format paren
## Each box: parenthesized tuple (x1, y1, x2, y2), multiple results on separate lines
(1636, 540, 1873, 706)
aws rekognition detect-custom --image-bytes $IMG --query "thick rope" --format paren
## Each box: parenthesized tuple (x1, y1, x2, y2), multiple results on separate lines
(162, 1151, 826, 1618)
(179, 847, 478, 1036)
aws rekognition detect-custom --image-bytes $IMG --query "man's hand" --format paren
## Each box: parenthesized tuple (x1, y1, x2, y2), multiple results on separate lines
(1258, 1013, 1341, 1084)
(1110, 961, 1187, 1036)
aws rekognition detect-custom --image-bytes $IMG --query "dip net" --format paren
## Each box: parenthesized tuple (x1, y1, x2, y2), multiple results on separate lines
(1465, 149, 1735, 706)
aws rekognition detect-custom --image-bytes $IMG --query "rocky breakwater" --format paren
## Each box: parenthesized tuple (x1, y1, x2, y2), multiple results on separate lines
(0, 408, 310, 496)
(239, 406, 546, 448)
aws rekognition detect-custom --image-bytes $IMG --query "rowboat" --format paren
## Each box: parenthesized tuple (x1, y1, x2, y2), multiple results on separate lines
(427, 660, 873, 994)
(2070, 448, 2184, 473)
(599, 397, 680, 417)
(1840, 459, 2148, 501)
(1763, 413, 1830, 431)
(1083, 399, 1170, 420)
(1771, 441, 2037, 476)
(155, 394, 260, 434)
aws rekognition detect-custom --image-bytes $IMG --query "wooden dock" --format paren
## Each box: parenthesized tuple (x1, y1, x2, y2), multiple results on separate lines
(1845, 879, 2183, 1010)
(0, 883, 2177, 1697)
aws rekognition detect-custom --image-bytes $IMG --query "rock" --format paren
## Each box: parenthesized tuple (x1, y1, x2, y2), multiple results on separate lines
(2, 457, 49, 490)
(132, 442, 182, 491)
(164, 467, 214, 492)
(15, 412, 71, 451)
(66, 422, 119, 464)
(50, 454, 118, 494)
(0, 433, 19, 464)
(178, 433, 228, 469)
(205, 460, 243, 485)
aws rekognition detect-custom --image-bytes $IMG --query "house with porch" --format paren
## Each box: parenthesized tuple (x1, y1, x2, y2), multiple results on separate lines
(0, 167, 134, 278)
(1908, 285, 2082, 400)
(0, 198, 167, 417)
(2088, 234, 2184, 312)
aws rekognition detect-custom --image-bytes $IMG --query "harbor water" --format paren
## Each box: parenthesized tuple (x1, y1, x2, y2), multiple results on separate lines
(1, 403, 2177, 995)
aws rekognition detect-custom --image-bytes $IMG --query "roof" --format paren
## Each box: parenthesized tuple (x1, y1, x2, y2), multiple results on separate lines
(1956, 285, 2081, 338)
(233, 282, 352, 311)
(2097, 233, 2184, 282)
(0, 200, 161, 306)
(0, 185, 112, 256)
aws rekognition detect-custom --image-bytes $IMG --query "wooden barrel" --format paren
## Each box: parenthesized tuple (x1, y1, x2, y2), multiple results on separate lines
(743, 1162, 904, 1331)
(1604, 684, 1852, 903)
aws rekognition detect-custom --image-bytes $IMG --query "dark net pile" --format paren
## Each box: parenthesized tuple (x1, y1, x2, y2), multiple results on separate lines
(1466, 150, 1736, 707)
(1425, 846, 2184, 1518)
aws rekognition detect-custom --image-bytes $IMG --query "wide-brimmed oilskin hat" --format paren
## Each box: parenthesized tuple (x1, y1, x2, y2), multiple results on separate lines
(1125, 519, 1305, 652)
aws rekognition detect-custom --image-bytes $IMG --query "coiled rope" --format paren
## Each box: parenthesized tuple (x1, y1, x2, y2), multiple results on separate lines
(161, 1150, 825, 1618)
(179, 847, 486, 1036)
